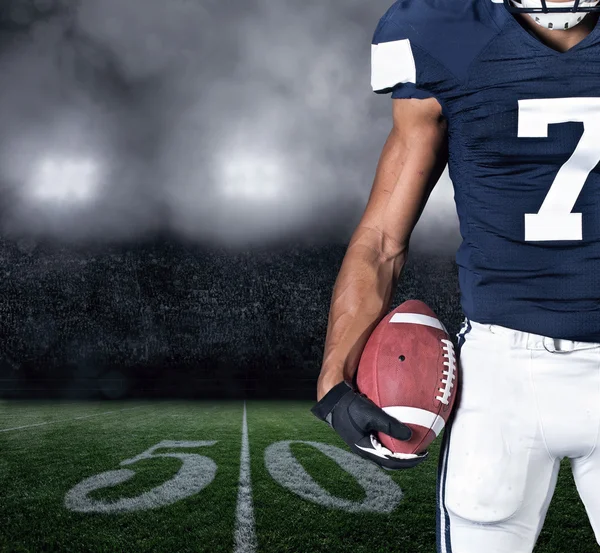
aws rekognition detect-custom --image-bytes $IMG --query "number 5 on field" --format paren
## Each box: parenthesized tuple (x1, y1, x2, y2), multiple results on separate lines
(65, 441, 217, 513)
(518, 97, 600, 242)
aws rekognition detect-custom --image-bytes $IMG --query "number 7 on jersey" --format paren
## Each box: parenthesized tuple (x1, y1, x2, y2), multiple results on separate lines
(518, 97, 600, 242)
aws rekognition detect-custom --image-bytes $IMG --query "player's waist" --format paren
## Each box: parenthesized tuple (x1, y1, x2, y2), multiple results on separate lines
(464, 319, 600, 352)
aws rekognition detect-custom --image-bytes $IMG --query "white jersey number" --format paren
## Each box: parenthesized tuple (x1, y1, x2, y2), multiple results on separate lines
(518, 97, 600, 241)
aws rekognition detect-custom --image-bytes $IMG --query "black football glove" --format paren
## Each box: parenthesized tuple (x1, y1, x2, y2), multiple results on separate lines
(311, 380, 428, 470)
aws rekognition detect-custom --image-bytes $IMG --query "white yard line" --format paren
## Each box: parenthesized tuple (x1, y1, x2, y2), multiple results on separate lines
(0, 406, 146, 433)
(233, 401, 257, 553)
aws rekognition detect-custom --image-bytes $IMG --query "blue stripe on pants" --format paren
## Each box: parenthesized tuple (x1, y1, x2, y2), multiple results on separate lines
(436, 318, 471, 553)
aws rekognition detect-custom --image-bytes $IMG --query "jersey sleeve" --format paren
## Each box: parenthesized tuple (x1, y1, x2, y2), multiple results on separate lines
(371, 4, 453, 102)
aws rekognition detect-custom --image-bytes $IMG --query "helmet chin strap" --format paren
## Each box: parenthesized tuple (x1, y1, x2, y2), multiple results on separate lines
(514, 0, 600, 30)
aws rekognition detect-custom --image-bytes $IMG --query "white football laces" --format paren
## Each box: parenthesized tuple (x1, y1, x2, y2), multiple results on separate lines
(437, 339, 456, 405)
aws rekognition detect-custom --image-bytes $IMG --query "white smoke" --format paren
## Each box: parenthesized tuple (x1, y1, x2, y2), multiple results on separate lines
(0, 0, 460, 253)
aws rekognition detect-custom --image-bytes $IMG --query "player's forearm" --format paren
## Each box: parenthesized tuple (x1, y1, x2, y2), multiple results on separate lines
(317, 231, 407, 400)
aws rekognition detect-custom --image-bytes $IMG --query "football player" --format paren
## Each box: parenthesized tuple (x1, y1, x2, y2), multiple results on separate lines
(311, 1, 600, 552)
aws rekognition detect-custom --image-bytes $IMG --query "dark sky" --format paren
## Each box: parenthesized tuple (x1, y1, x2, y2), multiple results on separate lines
(0, 0, 460, 253)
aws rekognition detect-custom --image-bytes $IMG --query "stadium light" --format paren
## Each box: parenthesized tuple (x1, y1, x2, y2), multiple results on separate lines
(218, 153, 286, 202)
(27, 155, 101, 206)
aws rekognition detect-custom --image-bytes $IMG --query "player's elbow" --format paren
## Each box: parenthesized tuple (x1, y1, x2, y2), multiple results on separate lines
(378, 233, 409, 265)
(353, 225, 410, 265)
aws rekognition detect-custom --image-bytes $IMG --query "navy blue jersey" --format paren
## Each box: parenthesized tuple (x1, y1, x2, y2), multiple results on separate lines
(372, 0, 600, 342)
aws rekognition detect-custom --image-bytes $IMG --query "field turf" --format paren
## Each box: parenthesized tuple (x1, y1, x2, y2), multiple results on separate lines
(0, 401, 596, 552)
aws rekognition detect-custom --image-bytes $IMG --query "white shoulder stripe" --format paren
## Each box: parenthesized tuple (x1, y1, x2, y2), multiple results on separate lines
(371, 39, 417, 92)
(389, 313, 447, 333)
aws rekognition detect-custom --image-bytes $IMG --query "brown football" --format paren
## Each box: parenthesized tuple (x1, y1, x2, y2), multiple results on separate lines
(356, 299, 458, 456)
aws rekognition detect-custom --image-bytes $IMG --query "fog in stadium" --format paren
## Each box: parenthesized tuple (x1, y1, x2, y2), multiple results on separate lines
(0, 0, 460, 253)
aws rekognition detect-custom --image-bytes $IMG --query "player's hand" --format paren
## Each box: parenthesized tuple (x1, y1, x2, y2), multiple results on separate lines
(311, 380, 428, 470)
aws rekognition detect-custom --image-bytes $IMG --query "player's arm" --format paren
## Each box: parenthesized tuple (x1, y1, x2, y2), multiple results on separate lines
(318, 96, 448, 398)
(311, 97, 448, 469)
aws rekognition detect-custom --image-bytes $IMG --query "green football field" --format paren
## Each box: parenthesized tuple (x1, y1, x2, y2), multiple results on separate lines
(0, 401, 596, 552)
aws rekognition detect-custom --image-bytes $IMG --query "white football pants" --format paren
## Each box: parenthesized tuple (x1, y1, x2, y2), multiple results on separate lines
(436, 319, 600, 553)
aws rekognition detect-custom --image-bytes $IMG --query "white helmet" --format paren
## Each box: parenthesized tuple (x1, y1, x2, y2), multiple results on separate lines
(505, 0, 600, 30)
